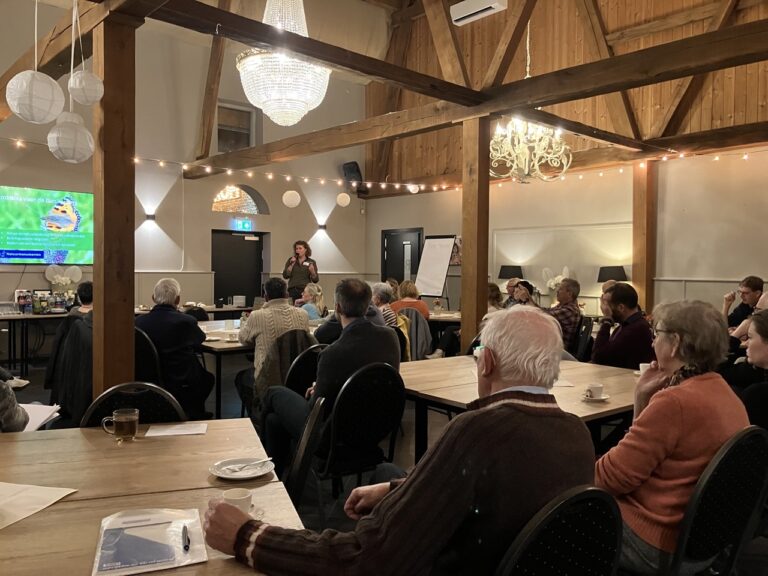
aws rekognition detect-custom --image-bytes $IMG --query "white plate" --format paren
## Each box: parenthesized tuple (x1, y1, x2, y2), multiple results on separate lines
(633, 370, 642, 376)
(205, 336, 221, 342)
(209, 457, 276, 480)
(583, 394, 611, 403)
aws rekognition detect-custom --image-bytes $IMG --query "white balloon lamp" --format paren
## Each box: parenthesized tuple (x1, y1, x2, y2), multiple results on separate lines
(282, 190, 301, 208)
(47, 111, 94, 164)
(68, 70, 104, 105)
(6, 70, 65, 124)
(336, 192, 351, 207)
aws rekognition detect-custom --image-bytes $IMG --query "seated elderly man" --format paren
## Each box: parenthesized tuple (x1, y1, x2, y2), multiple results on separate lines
(542, 277, 582, 352)
(205, 307, 595, 575)
(723, 275, 763, 328)
(592, 283, 655, 369)
(259, 278, 400, 477)
(0, 373, 28, 432)
(135, 278, 213, 419)
(238, 277, 309, 386)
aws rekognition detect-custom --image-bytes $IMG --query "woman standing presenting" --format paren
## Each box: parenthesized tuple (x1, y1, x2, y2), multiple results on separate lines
(283, 240, 319, 303)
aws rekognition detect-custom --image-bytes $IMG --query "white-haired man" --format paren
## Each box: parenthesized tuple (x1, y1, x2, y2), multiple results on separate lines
(204, 307, 594, 575)
(135, 278, 213, 419)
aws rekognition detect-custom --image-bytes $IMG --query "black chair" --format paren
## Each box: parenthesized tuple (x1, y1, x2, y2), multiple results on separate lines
(184, 306, 209, 322)
(135, 327, 163, 387)
(464, 332, 482, 356)
(663, 426, 768, 576)
(283, 397, 326, 507)
(573, 316, 594, 361)
(393, 325, 408, 362)
(314, 363, 405, 503)
(284, 344, 328, 396)
(79, 381, 187, 427)
(495, 485, 622, 576)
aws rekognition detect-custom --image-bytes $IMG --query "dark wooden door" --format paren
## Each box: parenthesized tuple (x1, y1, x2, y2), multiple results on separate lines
(211, 230, 263, 306)
(381, 228, 423, 282)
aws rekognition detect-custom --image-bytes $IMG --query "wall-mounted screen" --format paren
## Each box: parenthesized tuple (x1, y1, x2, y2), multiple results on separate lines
(0, 186, 94, 265)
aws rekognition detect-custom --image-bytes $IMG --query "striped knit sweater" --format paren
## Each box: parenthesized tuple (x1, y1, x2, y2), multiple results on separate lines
(0, 380, 28, 432)
(238, 299, 309, 382)
(233, 390, 595, 575)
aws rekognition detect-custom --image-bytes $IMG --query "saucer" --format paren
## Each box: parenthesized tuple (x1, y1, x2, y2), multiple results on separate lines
(633, 370, 642, 376)
(583, 394, 611, 403)
(205, 336, 221, 342)
(209, 458, 276, 480)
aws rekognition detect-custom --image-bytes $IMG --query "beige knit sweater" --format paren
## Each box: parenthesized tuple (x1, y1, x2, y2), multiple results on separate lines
(238, 298, 309, 381)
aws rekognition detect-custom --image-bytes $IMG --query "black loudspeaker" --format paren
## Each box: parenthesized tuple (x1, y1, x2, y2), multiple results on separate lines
(342, 161, 368, 195)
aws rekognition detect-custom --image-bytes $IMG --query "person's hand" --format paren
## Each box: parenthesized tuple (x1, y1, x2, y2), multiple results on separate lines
(204, 500, 252, 556)
(289, 256, 297, 265)
(634, 361, 669, 418)
(344, 483, 391, 520)
(723, 291, 736, 306)
(304, 383, 316, 400)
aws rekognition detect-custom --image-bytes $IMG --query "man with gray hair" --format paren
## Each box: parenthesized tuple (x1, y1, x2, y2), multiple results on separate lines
(204, 307, 594, 574)
(135, 278, 213, 419)
(542, 277, 582, 353)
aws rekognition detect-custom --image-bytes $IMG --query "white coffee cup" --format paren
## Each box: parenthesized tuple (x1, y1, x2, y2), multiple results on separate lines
(585, 383, 604, 399)
(227, 333, 238, 342)
(639, 363, 651, 375)
(223, 488, 252, 513)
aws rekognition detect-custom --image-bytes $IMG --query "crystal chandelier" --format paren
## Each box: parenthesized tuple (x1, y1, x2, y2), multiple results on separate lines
(489, 25, 572, 182)
(212, 185, 259, 215)
(236, 0, 331, 127)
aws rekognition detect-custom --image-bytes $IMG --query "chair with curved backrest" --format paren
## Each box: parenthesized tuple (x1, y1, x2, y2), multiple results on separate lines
(392, 325, 408, 363)
(135, 327, 164, 387)
(314, 363, 406, 503)
(283, 396, 326, 507)
(284, 343, 329, 396)
(79, 382, 188, 427)
(464, 332, 482, 356)
(495, 485, 622, 576)
(663, 426, 768, 576)
(573, 316, 594, 361)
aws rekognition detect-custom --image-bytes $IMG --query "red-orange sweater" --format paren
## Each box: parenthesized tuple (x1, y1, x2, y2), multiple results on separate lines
(595, 372, 749, 553)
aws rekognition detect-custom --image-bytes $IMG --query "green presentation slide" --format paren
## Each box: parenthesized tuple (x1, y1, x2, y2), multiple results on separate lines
(0, 186, 94, 265)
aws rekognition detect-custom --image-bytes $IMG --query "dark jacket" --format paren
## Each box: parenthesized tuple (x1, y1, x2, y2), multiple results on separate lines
(314, 304, 386, 344)
(58, 312, 94, 425)
(728, 302, 754, 328)
(591, 311, 655, 369)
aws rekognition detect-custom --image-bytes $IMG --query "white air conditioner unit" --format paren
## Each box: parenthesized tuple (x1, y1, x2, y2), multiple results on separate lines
(450, 0, 507, 26)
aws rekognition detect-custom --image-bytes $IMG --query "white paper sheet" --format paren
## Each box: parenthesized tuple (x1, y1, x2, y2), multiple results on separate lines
(19, 403, 60, 431)
(553, 379, 574, 387)
(144, 423, 208, 437)
(0, 482, 76, 530)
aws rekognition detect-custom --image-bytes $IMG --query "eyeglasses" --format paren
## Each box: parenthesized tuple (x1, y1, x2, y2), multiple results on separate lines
(652, 328, 673, 339)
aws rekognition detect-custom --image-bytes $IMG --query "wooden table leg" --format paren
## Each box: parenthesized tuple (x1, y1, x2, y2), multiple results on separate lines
(414, 397, 428, 465)
(215, 352, 223, 419)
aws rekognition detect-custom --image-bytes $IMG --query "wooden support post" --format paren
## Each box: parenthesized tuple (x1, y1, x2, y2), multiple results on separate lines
(632, 160, 657, 313)
(92, 17, 137, 398)
(460, 117, 490, 352)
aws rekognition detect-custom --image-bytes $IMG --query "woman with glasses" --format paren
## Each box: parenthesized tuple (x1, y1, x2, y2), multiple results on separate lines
(740, 310, 768, 429)
(595, 300, 749, 575)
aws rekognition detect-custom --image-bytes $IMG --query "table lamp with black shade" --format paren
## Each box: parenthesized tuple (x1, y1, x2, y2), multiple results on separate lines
(498, 265, 524, 279)
(597, 266, 628, 283)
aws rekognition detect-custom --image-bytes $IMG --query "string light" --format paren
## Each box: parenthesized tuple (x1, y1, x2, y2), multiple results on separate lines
(639, 162, 646, 168)
(319, 178, 325, 185)
(246, 171, 253, 178)
(380, 183, 386, 189)
(619, 168, 623, 174)
(714, 156, 720, 161)
(303, 177, 309, 183)
(336, 179, 343, 186)
(285, 175, 291, 181)
(598, 172, 603, 177)
(578, 174, 583, 180)
(158, 161, 165, 168)
(14, 139, 25, 149)
(205, 166, 212, 173)
(181, 164, 188, 171)
(133, 157, 140, 164)
(226, 169, 233, 175)
(267, 173, 274, 179)
(662, 155, 668, 161)
(743, 153, 749, 160)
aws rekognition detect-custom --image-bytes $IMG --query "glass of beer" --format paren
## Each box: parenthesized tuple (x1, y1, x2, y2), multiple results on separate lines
(101, 408, 139, 441)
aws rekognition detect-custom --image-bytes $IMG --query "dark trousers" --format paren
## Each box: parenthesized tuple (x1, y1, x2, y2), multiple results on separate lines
(168, 368, 214, 420)
(437, 325, 462, 357)
(288, 286, 304, 304)
(261, 386, 311, 478)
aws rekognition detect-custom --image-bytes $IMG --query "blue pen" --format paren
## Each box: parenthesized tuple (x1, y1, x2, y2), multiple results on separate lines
(182, 524, 190, 552)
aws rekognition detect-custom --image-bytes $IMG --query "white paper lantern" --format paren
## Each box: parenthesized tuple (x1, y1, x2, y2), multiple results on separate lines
(68, 70, 104, 105)
(336, 192, 351, 207)
(282, 190, 301, 208)
(6, 70, 65, 124)
(47, 112, 94, 164)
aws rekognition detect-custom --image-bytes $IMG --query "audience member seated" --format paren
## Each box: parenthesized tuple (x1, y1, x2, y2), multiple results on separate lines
(135, 278, 213, 420)
(68, 281, 93, 316)
(372, 282, 398, 327)
(260, 278, 400, 477)
(239, 277, 309, 383)
(0, 377, 28, 432)
(313, 301, 385, 345)
(184, 306, 209, 322)
(390, 280, 430, 319)
(738, 310, 768, 429)
(591, 282, 655, 369)
(541, 277, 582, 352)
(386, 277, 400, 301)
(295, 282, 327, 320)
(728, 292, 768, 350)
(502, 277, 521, 308)
(205, 307, 595, 574)
(723, 275, 763, 328)
(595, 300, 749, 575)
(427, 282, 505, 359)
(511, 280, 536, 306)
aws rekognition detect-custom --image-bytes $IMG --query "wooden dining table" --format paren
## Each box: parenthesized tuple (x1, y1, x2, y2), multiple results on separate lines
(0, 419, 302, 575)
(399, 355, 639, 463)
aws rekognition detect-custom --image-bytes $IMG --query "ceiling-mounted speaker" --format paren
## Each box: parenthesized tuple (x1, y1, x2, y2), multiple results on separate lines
(342, 161, 368, 196)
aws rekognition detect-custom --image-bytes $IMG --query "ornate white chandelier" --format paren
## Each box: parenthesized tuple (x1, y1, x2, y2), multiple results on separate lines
(236, 0, 330, 127)
(489, 25, 571, 182)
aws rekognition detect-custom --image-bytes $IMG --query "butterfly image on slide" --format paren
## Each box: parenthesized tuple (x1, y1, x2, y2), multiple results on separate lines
(41, 196, 82, 264)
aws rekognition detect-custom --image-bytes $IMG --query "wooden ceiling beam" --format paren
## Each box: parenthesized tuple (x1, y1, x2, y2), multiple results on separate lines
(422, 0, 471, 86)
(196, 0, 230, 160)
(151, 0, 486, 106)
(577, 0, 640, 139)
(651, 0, 739, 138)
(525, 109, 651, 151)
(480, 0, 536, 90)
(605, 0, 764, 45)
(0, 0, 165, 123)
